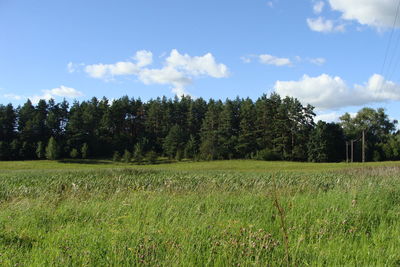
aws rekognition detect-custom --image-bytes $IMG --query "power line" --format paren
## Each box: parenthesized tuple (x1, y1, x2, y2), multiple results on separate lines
(380, 0, 400, 78)
(386, 27, 400, 80)
(375, 0, 400, 114)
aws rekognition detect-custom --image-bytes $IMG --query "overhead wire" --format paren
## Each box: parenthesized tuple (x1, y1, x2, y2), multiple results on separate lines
(377, 0, 400, 112)
(386, 27, 400, 80)
(380, 0, 400, 79)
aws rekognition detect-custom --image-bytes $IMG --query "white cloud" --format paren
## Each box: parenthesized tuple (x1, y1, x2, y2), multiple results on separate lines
(314, 111, 357, 122)
(109, 62, 141, 76)
(259, 54, 292, 66)
(274, 73, 400, 109)
(84, 49, 229, 96)
(313, 1, 325, 14)
(307, 17, 345, 33)
(314, 112, 360, 122)
(3, 86, 83, 104)
(242, 54, 292, 66)
(85, 64, 110, 79)
(85, 50, 152, 79)
(67, 62, 85, 74)
(138, 66, 192, 95)
(3, 94, 22, 100)
(29, 93, 54, 104)
(133, 50, 153, 67)
(295, 56, 327, 65)
(315, 112, 340, 122)
(241, 56, 252, 63)
(329, 0, 399, 29)
(67, 62, 75, 73)
(44, 85, 83, 98)
(308, 57, 326, 65)
(243, 54, 325, 66)
(166, 49, 229, 78)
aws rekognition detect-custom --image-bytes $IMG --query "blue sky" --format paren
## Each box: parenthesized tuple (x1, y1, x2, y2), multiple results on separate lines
(2, 0, 400, 121)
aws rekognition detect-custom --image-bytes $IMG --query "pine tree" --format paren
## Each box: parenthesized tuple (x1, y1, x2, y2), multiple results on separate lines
(45, 137, 58, 160)
(184, 135, 197, 159)
(0, 141, 10, 160)
(36, 141, 45, 159)
(0, 104, 16, 143)
(187, 98, 207, 140)
(236, 98, 257, 158)
(308, 121, 345, 162)
(122, 149, 132, 163)
(10, 139, 20, 160)
(145, 98, 166, 153)
(81, 143, 89, 159)
(145, 151, 158, 164)
(175, 149, 183, 161)
(133, 143, 143, 163)
(112, 151, 121, 162)
(218, 99, 239, 159)
(199, 100, 222, 160)
(34, 99, 49, 143)
(70, 148, 79, 158)
(255, 94, 274, 151)
(20, 141, 34, 160)
(163, 124, 184, 159)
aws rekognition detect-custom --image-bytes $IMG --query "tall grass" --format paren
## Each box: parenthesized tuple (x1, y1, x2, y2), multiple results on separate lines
(0, 163, 400, 265)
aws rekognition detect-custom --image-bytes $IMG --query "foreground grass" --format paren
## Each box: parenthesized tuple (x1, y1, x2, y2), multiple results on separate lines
(1, 160, 400, 265)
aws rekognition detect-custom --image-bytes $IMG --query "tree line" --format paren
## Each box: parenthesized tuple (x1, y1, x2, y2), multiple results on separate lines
(0, 93, 398, 162)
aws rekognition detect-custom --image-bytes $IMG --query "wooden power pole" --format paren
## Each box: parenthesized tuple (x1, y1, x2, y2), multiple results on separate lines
(351, 140, 354, 163)
(346, 141, 349, 163)
(362, 130, 365, 163)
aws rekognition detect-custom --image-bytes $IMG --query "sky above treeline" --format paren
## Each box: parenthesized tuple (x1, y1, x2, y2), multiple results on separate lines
(2, 0, 400, 122)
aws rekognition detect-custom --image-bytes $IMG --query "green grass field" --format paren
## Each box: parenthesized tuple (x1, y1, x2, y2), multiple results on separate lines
(1, 160, 400, 266)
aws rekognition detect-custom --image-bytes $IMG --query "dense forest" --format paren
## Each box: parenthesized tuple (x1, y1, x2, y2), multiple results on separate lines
(0, 93, 398, 162)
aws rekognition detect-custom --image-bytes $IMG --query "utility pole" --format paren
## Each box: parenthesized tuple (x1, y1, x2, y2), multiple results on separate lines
(351, 140, 354, 163)
(346, 141, 349, 163)
(362, 130, 365, 163)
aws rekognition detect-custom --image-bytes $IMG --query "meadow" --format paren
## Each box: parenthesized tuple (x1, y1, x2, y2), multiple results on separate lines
(1, 160, 400, 266)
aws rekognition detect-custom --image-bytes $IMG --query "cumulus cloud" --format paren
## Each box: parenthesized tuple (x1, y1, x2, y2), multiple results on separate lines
(315, 112, 341, 122)
(84, 50, 153, 79)
(307, 0, 400, 33)
(315, 111, 358, 122)
(3, 86, 83, 104)
(274, 73, 400, 109)
(313, 1, 325, 14)
(84, 49, 229, 96)
(329, 0, 399, 29)
(84, 51, 151, 79)
(44, 85, 83, 98)
(85, 64, 110, 79)
(166, 49, 229, 78)
(307, 17, 345, 33)
(138, 66, 192, 95)
(133, 50, 153, 67)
